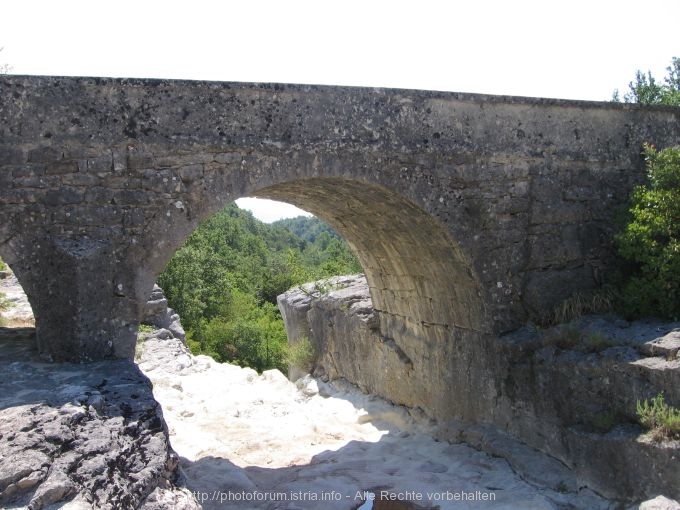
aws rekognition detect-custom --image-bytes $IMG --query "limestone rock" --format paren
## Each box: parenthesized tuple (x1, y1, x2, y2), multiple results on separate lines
(0, 334, 194, 509)
(278, 275, 680, 502)
(142, 284, 186, 343)
(640, 496, 680, 510)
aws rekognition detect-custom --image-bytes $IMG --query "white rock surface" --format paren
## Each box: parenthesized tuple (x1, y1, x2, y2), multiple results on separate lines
(139, 334, 626, 510)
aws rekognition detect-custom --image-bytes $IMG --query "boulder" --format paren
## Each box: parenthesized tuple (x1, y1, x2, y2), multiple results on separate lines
(0, 335, 197, 509)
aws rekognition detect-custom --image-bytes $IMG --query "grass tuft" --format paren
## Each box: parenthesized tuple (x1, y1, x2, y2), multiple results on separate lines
(550, 287, 615, 325)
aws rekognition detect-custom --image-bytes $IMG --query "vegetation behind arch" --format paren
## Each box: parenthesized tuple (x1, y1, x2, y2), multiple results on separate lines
(158, 203, 361, 372)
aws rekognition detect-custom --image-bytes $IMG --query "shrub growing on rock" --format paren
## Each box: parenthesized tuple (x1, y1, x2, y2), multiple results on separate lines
(616, 144, 680, 320)
(636, 393, 680, 441)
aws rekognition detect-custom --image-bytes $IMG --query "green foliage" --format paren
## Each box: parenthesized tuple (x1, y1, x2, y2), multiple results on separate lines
(581, 332, 616, 354)
(287, 336, 317, 373)
(615, 144, 680, 320)
(197, 291, 288, 372)
(272, 216, 339, 243)
(612, 57, 680, 106)
(138, 324, 155, 334)
(555, 481, 569, 494)
(543, 326, 615, 354)
(158, 204, 361, 372)
(0, 256, 7, 272)
(636, 393, 680, 441)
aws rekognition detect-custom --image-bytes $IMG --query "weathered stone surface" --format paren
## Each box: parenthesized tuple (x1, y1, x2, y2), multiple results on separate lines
(0, 334, 191, 509)
(278, 275, 680, 502)
(640, 496, 680, 510)
(1, 75, 680, 362)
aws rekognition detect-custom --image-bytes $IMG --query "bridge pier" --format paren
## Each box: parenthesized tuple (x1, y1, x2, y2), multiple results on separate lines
(10, 235, 139, 362)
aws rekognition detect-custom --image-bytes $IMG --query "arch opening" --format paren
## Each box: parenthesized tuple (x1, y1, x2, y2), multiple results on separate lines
(0, 251, 38, 356)
(148, 197, 363, 373)
(143, 176, 488, 419)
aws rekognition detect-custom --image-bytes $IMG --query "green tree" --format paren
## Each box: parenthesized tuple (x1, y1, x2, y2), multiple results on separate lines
(616, 144, 680, 320)
(612, 57, 680, 106)
(158, 246, 232, 331)
(198, 291, 288, 372)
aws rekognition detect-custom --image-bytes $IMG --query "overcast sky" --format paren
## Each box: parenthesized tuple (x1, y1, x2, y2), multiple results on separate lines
(3, 0, 678, 221)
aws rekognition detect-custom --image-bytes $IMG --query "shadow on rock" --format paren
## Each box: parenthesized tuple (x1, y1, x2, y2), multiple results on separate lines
(0, 334, 180, 509)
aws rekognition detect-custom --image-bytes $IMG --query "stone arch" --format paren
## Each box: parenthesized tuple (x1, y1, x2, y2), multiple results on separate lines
(137, 175, 489, 420)
(140, 175, 488, 344)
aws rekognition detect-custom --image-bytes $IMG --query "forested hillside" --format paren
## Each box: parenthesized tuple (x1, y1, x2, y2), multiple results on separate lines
(157, 204, 362, 372)
(272, 216, 341, 243)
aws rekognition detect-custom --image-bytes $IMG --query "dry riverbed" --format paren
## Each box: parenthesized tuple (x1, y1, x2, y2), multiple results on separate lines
(138, 332, 636, 510)
(1, 272, 678, 509)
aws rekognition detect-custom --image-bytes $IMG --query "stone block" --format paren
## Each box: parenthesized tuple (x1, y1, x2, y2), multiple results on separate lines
(179, 164, 203, 183)
(10, 163, 46, 177)
(0, 147, 26, 165)
(44, 188, 84, 206)
(86, 154, 113, 173)
(27, 146, 62, 163)
(127, 151, 155, 171)
(45, 161, 77, 175)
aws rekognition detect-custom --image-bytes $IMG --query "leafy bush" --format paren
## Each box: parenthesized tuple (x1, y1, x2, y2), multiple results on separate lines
(0, 256, 7, 272)
(192, 291, 288, 373)
(615, 144, 680, 320)
(636, 393, 680, 441)
(0, 292, 13, 312)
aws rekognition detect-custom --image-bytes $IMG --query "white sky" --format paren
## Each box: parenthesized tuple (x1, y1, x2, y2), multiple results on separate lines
(2, 0, 678, 222)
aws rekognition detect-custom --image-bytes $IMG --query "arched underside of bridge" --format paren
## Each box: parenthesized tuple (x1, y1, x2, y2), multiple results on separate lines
(254, 178, 486, 338)
(254, 179, 492, 419)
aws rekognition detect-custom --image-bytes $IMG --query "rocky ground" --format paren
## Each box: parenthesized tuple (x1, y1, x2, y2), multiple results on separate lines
(139, 332, 680, 510)
(1, 274, 679, 509)
(139, 331, 612, 510)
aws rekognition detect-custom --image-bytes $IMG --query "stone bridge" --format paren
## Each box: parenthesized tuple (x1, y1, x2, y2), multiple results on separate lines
(1, 75, 679, 364)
